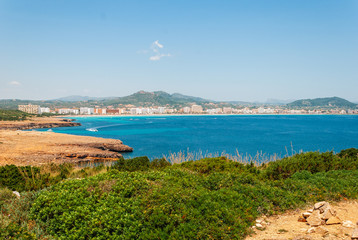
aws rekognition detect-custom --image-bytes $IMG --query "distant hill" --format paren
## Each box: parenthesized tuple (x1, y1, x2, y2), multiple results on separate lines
(0, 91, 213, 109)
(287, 97, 357, 109)
(2, 93, 355, 110)
(100, 91, 211, 107)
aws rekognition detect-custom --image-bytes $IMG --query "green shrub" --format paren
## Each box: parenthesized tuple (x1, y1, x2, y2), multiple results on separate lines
(112, 156, 150, 172)
(177, 157, 246, 174)
(150, 158, 171, 169)
(0, 165, 45, 191)
(0, 188, 17, 207)
(0, 191, 53, 239)
(0, 222, 37, 239)
(337, 148, 358, 159)
(0, 109, 31, 121)
(263, 151, 358, 180)
(0, 164, 69, 192)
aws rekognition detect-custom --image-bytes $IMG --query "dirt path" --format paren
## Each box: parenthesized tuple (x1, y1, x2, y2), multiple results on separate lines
(246, 200, 358, 240)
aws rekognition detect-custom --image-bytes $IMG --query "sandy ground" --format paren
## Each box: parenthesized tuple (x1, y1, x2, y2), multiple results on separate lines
(246, 200, 358, 240)
(0, 130, 132, 166)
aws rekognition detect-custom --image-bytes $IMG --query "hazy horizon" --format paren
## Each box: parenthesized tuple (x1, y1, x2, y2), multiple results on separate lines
(1, 1, 357, 102)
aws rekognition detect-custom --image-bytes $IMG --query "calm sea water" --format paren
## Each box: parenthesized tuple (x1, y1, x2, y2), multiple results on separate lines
(36, 115, 358, 160)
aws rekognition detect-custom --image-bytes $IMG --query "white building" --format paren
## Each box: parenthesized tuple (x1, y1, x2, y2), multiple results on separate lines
(80, 107, 94, 115)
(158, 107, 166, 114)
(58, 109, 79, 115)
(207, 109, 218, 114)
(223, 107, 232, 114)
(182, 107, 191, 114)
(191, 105, 203, 113)
(39, 107, 51, 114)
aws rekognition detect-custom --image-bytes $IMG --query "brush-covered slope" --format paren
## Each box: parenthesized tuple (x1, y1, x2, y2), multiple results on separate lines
(287, 97, 357, 108)
(101, 91, 210, 107)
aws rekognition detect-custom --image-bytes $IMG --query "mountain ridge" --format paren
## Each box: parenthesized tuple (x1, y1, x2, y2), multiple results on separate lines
(0, 92, 356, 110)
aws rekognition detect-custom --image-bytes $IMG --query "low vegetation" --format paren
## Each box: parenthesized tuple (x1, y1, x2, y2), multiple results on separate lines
(0, 149, 357, 239)
(0, 109, 32, 121)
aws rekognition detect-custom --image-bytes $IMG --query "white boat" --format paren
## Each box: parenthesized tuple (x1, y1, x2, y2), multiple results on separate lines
(86, 128, 98, 132)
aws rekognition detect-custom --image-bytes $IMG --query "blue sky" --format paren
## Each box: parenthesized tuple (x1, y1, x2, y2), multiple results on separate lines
(1, 0, 357, 102)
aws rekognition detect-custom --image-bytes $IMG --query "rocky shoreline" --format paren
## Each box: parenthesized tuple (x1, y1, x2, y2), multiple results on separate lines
(0, 117, 81, 130)
(0, 117, 133, 166)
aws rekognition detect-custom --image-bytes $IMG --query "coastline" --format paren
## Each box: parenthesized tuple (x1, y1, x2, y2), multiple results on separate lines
(61, 113, 356, 118)
(0, 117, 133, 166)
(0, 117, 81, 130)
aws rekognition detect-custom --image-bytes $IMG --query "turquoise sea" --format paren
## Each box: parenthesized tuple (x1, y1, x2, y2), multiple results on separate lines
(37, 115, 358, 160)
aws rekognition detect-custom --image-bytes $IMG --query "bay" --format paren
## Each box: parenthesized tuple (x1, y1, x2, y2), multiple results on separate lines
(36, 115, 358, 161)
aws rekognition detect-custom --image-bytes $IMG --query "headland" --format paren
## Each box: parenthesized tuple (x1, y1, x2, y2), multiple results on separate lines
(0, 117, 133, 166)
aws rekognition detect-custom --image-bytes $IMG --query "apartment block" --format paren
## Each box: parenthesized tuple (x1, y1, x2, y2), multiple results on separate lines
(191, 105, 203, 113)
(18, 104, 40, 114)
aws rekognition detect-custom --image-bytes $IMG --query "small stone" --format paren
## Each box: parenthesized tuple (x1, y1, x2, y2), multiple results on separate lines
(314, 201, 327, 210)
(326, 216, 341, 225)
(314, 201, 330, 214)
(342, 220, 355, 228)
(302, 212, 312, 218)
(352, 227, 358, 239)
(307, 209, 314, 213)
(307, 227, 316, 233)
(298, 216, 307, 222)
(256, 223, 263, 228)
(321, 206, 336, 220)
(306, 210, 322, 227)
(256, 219, 262, 223)
(12, 191, 20, 198)
(315, 226, 328, 235)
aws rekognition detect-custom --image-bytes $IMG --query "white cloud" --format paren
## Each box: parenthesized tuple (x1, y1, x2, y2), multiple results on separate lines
(149, 53, 171, 61)
(149, 40, 171, 61)
(152, 40, 163, 49)
(8, 81, 21, 86)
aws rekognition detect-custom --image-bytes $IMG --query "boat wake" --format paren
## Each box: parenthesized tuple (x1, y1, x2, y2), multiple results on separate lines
(86, 128, 98, 132)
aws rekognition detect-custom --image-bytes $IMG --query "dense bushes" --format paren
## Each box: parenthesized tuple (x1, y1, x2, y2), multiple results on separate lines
(149, 157, 171, 169)
(177, 157, 260, 175)
(337, 148, 358, 159)
(263, 151, 358, 180)
(0, 164, 72, 192)
(29, 153, 358, 239)
(112, 156, 171, 171)
(1, 149, 358, 239)
(112, 156, 151, 171)
(0, 165, 49, 192)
